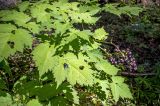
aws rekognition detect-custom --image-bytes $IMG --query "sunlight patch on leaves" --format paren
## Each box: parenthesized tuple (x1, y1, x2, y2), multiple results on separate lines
(53, 53, 94, 86)
(94, 27, 108, 40)
(27, 99, 42, 106)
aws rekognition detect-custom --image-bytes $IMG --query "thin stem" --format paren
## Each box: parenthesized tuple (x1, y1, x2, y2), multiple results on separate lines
(99, 47, 110, 56)
(82, 22, 84, 30)
(98, 40, 126, 58)
(119, 72, 156, 77)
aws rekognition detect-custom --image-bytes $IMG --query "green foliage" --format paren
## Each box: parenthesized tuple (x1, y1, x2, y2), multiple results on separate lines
(103, 4, 143, 17)
(110, 76, 133, 102)
(0, 0, 143, 105)
(27, 99, 42, 106)
(0, 93, 13, 106)
(94, 27, 108, 40)
(0, 27, 32, 60)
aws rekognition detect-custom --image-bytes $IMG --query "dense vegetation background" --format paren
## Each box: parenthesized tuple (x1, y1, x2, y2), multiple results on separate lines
(0, 0, 160, 106)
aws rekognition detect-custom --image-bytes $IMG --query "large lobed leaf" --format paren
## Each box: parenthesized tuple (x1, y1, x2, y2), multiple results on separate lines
(87, 49, 118, 75)
(53, 53, 94, 86)
(32, 43, 56, 77)
(110, 76, 133, 102)
(32, 43, 94, 86)
(0, 27, 33, 60)
(94, 27, 108, 41)
(0, 93, 13, 106)
(103, 4, 143, 17)
(0, 10, 30, 26)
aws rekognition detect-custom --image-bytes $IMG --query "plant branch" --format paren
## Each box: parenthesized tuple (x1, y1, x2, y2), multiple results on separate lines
(119, 72, 156, 77)
(98, 40, 126, 57)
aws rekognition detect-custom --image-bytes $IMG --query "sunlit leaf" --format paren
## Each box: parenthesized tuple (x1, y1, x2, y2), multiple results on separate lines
(32, 43, 56, 77)
(0, 29, 32, 59)
(27, 99, 42, 106)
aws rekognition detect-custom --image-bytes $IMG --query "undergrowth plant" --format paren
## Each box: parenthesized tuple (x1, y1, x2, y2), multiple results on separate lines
(0, 0, 142, 105)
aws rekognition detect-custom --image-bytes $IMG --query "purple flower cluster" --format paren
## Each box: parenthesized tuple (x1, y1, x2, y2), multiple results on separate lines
(109, 48, 137, 72)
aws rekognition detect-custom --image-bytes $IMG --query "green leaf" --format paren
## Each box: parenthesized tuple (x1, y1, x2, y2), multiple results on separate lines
(0, 93, 13, 106)
(87, 49, 104, 62)
(0, 24, 17, 33)
(103, 4, 121, 16)
(71, 88, 79, 104)
(103, 4, 142, 17)
(24, 22, 40, 34)
(0, 10, 30, 26)
(78, 30, 93, 42)
(65, 53, 93, 86)
(97, 79, 110, 99)
(118, 83, 133, 99)
(94, 27, 108, 40)
(35, 84, 59, 101)
(30, 4, 51, 23)
(50, 96, 69, 106)
(66, 29, 92, 42)
(13, 29, 33, 49)
(111, 76, 125, 83)
(70, 12, 98, 24)
(32, 43, 56, 77)
(79, 5, 100, 15)
(87, 49, 118, 75)
(0, 10, 12, 18)
(60, 28, 92, 52)
(0, 60, 12, 75)
(0, 78, 6, 90)
(95, 59, 118, 75)
(53, 21, 72, 35)
(14, 80, 39, 96)
(110, 82, 120, 102)
(53, 53, 94, 86)
(27, 99, 42, 106)
(0, 29, 32, 59)
(119, 6, 143, 16)
(110, 76, 133, 102)
(18, 1, 30, 12)
(52, 56, 67, 87)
